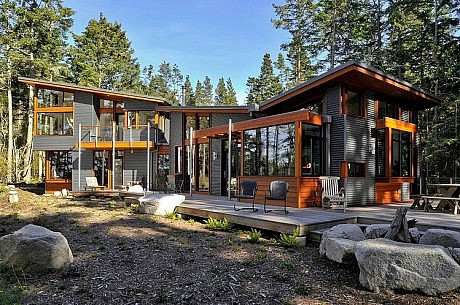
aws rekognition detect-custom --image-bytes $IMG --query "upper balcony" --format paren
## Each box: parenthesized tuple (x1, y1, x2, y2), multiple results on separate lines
(77, 124, 167, 150)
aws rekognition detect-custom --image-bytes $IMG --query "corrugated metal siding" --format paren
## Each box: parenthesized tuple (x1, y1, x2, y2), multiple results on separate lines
(210, 139, 222, 195)
(169, 112, 183, 174)
(344, 90, 376, 205)
(401, 110, 409, 122)
(33, 136, 74, 150)
(124, 99, 157, 111)
(124, 151, 148, 186)
(74, 91, 96, 127)
(72, 150, 92, 191)
(326, 86, 344, 177)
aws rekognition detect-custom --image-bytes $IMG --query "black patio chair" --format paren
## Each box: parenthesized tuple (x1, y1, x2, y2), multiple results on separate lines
(232, 180, 258, 212)
(264, 181, 289, 214)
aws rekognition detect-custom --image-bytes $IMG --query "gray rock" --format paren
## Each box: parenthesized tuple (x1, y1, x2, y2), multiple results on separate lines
(448, 248, 460, 265)
(419, 229, 460, 248)
(355, 238, 460, 295)
(319, 238, 358, 264)
(364, 224, 389, 239)
(319, 224, 365, 263)
(138, 193, 185, 215)
(0, 224, 73, 274)
(409, 227, 421, 243)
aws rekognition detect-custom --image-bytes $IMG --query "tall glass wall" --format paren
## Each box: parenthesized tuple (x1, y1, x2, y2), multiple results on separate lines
(244, 123, 295, 176)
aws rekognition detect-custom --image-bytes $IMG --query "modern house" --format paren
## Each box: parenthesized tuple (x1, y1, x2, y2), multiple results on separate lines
(19, 61, 440, 207)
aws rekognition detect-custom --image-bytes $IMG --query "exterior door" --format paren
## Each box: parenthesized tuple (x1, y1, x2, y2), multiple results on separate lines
(94, 151, 110, 188)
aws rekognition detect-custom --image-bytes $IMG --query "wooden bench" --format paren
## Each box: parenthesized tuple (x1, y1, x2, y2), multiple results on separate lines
(420, 195, 459, 215)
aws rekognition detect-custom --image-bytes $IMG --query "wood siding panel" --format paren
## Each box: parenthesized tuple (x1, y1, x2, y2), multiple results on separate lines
(33, 136, 75, 150)
(210, 139, 221, 196)
(298, 177, 321, 208)
(376, 182, 402, 203)
(169, 112, 183, 174)
(124, 151, 148, 186)
(239, 176, 299, 208)
(124, 98, 157, 111)
(72, 150, 92, 191)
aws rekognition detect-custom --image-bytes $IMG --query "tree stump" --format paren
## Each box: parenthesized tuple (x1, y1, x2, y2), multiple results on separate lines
(384, 207, 411, 243)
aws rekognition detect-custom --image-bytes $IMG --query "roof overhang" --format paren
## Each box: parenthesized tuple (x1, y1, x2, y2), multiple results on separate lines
(260, 62, 440, 113)
(18, 77, 170, 105)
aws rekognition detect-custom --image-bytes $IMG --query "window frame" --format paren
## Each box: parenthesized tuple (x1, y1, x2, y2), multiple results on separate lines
(342, 86, 365, 117)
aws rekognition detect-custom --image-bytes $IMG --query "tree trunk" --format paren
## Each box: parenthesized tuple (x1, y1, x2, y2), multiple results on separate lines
(7, 56, 14, 183)
(23, 83, 35, 183)
(384, 207, 411, 242)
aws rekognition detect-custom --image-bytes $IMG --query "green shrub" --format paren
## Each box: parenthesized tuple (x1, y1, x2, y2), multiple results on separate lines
(294, 283, 310, 295)
(204, 217, 233, 231)
(281, 260, 294, 271)
(247, 228, 262, 243)
(278, 227, 300, 248)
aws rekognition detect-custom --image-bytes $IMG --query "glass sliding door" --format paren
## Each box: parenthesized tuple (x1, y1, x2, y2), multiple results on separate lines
(94, 151, 109, 188)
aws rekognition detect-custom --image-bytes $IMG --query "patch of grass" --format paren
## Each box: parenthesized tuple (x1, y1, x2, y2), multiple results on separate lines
(226, 236, 234, 246)
(294, 283, 310, 295)
(281, 261, 294, 271)
(247, 228, 262, 243)
(204, 217, 233, 231)
(0, 285, 27, 305)
(242, 259, 251, 267)
(234, 246, 244, 253)
(209, 241, 217, 249)
(278, 228, 299, 248)
(188, 218, 195, 225)
(164, 211, 178, 220)
(274, 273, 289, 282)
(210, 266, 218, 274)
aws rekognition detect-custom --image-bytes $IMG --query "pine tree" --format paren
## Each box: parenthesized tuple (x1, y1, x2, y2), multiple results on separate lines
(195, 80, 206, 106)
(225, 78, 238, 106)
(203, 76, 213, 106)
(246, 53, 283, 105)
(69, 13, 141, 92)
(272, 0, 318, 82)
(183, 75, 195, 106)
(214, 77, 227, 106)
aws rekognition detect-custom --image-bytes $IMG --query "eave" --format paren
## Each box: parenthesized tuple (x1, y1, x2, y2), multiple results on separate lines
(260, 61, 441, 113)
(18, 77, 170, 105)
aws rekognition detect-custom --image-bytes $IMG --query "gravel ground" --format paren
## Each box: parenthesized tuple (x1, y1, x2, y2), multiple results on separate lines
(0, 188, 459, 305)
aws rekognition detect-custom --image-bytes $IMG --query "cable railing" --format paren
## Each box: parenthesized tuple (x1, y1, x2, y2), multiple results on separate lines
(79, 124, 166, 146)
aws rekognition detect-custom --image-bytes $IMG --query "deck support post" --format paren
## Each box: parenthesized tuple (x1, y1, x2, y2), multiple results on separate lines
(112, 121, 116, 191)
(147, 122, 150, 192)
(189, 126, 193, 198)
(78, 123, 81, 191)
(227, 119, 232, 201)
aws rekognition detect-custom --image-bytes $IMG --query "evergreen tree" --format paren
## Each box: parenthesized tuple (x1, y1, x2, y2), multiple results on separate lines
(195, 80, 206, 106)
(183, 75, 195, 106)
(246, 53, 283, 105)
(69, 13, 141, 92)
(214, 77, 227, 106)
(225, 78, 238, 106)
(203, 76, 213, 106)
(272, 0, 318, 83)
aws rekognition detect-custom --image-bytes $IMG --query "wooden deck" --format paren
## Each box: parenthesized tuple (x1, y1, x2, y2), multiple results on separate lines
(177, 194, 460, 238)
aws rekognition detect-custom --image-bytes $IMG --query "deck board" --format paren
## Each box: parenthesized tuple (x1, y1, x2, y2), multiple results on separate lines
(177, 194, 460, 236)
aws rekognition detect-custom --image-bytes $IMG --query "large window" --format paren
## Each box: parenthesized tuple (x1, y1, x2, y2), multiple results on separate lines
(48, 151, 72, 179)
(37, 112, 73, 135)
(128, 111, 154, 127)
(244, 124, 295, 176)
(37, 89, 73, 107)
(345, 89, 364, 117)
(301, 124, 322, 176)
(376, 129, 386, 177)
(36, 89, 73, 136)
(378, 99, 398, 119)
(392, 130, 411, 177)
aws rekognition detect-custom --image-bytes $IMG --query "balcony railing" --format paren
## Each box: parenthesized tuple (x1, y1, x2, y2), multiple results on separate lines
(78, 123, 167, 146)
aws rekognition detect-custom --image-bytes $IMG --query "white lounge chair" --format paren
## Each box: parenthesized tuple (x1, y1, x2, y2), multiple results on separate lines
(319, 176, 346, 211)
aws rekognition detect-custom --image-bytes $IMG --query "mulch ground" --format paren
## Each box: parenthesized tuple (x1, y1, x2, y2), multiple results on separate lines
(0, 187, 459, 305)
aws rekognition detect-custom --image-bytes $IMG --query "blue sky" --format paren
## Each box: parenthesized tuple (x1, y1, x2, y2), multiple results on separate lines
(63, 0, 289, 104)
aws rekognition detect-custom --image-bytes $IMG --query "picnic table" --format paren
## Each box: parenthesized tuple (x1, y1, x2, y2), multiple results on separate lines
(422, 184, 460, 215)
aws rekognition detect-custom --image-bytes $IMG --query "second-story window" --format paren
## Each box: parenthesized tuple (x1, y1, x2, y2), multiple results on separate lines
(344, 88, 364, 117)
(35, 89, 73, 136)
(378, 99, 398, 119)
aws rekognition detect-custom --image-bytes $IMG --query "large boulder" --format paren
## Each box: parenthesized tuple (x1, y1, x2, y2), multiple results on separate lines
(319, 238, 358, 264)
(419, 229, 460, 248)
(138, 193, 185, 215)
(0, 224, 73, 274)
(319, 224, 365, 264)
(355, 238, 460, 296)
(364, 224, 420, 243)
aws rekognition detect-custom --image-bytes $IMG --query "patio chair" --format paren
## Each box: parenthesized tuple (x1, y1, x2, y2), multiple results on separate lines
(264, 181, 289, 214)
(232, 180, 258, 212)
(319, 176, 346, 211)
(168, 180, 184, 194)
(85, 176, 105, 191)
